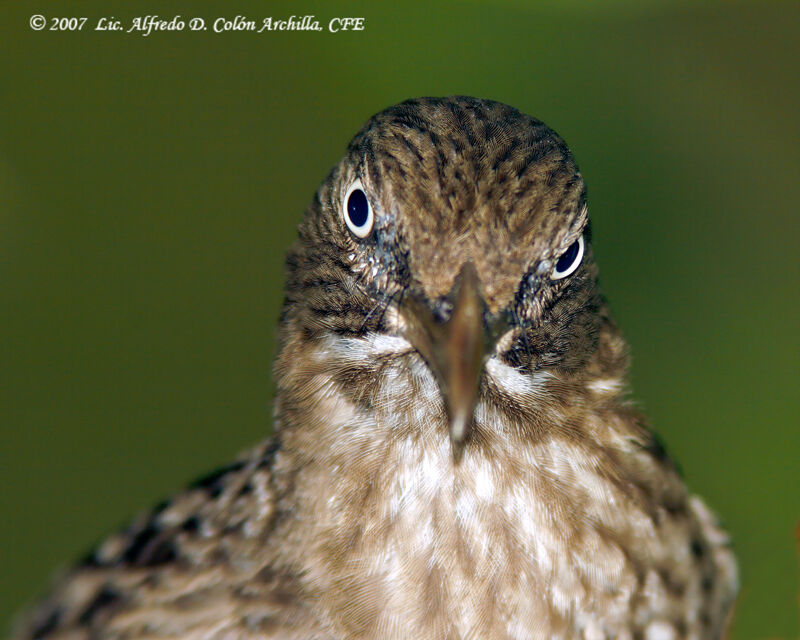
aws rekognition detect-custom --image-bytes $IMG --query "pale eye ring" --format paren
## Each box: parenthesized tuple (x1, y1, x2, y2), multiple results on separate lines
(342, 180, 374, 238)
(551, 235, 585, 280)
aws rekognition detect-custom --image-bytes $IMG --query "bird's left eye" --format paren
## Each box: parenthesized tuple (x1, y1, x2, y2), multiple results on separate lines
(342, 180, 374, 238)
(551, 235, 584, 280)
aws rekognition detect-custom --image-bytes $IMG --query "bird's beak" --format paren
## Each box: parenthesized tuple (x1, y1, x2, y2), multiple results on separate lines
(401, 263, 501, 461)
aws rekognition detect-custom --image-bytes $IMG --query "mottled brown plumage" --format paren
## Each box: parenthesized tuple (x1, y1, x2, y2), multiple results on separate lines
(11, 97, 737, 640)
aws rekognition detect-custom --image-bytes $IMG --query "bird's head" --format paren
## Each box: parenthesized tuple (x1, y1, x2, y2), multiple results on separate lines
(279, 97, 621, 460)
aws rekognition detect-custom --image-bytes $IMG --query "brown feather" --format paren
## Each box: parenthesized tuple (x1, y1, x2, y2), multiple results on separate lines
(12, 97, 737, 640)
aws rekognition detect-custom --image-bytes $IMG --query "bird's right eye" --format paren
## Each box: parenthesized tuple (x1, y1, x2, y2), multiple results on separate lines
(342, 180, 374, 238)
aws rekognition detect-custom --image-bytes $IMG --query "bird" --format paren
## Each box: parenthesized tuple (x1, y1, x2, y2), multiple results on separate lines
(11, 96, 738, 640)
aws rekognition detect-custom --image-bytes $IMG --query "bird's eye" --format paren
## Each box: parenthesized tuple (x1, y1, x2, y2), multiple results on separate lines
(551, 235, 584, 280)
(342, 180, 374, 238)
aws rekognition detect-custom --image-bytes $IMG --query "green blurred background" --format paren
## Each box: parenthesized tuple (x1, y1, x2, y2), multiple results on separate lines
(1, 1, 797, 637)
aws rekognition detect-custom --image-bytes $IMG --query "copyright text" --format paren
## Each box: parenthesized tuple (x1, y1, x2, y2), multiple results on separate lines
(28, 15, 365, 36)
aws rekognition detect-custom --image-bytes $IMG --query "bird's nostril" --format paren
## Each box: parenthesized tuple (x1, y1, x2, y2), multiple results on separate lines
(431, 298, 454, 324)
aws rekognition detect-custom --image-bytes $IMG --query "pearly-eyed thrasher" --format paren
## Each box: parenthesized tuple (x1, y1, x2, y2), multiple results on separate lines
(13, 97, 737, 640)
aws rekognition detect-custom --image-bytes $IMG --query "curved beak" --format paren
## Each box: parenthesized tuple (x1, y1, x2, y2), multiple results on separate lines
(400, 263, 503, 461)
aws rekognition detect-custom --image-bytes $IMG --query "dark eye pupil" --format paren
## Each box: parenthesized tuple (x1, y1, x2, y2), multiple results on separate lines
(347, 189, 369, 227)
(555, 240, 579, 273)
